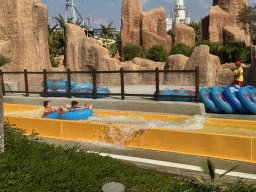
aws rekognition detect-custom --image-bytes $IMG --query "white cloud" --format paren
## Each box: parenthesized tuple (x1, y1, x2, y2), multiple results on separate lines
(142, 0, 150, 6)
(108, 3, 114, 7)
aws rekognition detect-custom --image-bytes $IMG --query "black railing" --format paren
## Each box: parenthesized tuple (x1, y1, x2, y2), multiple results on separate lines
(0, 67, 200, 102)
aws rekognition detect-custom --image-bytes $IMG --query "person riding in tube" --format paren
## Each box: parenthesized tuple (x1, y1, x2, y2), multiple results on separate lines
(69, 101, 93, 111)
(233, 61, 243, 86)
(43, 101, 69, 117)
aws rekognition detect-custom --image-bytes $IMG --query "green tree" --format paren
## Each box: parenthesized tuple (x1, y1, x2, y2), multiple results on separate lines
(169, 42, 193, 57)
(218, 41, 251, 64)
(237, 4, 256, 44)
(146, 44, 168, 62)
(188, 21, 202, 42)
(100, 21, 114, 50)
(167, 29, 173, 36)
(194, 41, 221, 56)
(123, 44, 143, 61)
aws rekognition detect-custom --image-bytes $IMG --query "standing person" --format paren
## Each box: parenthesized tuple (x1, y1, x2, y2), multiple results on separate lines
(233, 61, 243, 86)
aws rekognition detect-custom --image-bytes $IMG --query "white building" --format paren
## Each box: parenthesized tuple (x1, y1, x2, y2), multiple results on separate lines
(166, 0, 190, 31)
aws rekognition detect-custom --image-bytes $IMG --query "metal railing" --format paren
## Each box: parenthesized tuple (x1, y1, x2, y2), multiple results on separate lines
(0, 67, 200, 102)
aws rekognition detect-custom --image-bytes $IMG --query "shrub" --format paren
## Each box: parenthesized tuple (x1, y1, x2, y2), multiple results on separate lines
(218, 40, 251, 64)
(50, 55, 60, 67)
(194, 41, 221, 56)
(146, 44, 168, 62)
(169, 42, 193, 57)
(123, 43, 143, 61)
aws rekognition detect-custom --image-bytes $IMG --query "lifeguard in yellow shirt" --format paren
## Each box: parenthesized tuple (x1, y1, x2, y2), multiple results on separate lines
(233, 61, 243, 86)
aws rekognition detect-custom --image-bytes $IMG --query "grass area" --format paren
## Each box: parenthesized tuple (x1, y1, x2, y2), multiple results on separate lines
(0, 122, 256, 192)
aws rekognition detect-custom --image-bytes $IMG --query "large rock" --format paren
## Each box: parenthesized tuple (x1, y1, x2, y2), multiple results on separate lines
(121, 0, 171, 59)
(223, 26, 250, 46)
(216, 69, 234, 86)
(132, 57, 165, 70)
(164, 54, 189, 85)
(65, 23, 120, 86)
(121, 0, 142, 48)
(212, 0, 248, 27)
(173, 24, 195, 47)
(132, 57, 165, 84)
(205, 5, 232, 44)
(185, 45, 221, 86)
(0, 0, 51, 73)
(202, 2, 250, 46)
(141, 7, 172, 57)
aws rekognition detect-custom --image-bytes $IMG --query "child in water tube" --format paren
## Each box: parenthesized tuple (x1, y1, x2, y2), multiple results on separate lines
(69, 101, 93, 111)
(43, 101, 69, 117)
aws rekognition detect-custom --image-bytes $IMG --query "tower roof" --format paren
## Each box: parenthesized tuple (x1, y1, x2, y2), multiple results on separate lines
(186, 5, 190, 17)
(170, 8, 173, 18)
(175, 7, 179, 17)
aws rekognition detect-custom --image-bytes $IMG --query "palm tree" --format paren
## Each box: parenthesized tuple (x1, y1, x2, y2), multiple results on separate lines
(100, 21, 114, 50)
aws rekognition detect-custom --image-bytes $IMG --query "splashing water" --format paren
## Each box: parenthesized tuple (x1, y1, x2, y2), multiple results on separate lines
(4, 107, 45, 118)
(4, 108, 207, 147)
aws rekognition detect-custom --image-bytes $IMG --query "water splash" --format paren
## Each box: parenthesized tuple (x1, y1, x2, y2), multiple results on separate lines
(4, 107, 45, 118)
(4, 108, 206, 147)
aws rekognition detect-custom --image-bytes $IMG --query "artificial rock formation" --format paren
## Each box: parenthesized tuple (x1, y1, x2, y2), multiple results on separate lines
(164, 54, 189, 85)
(173, 24, 195, 47)
(121, 0, 171, 57)
(141, 7, 172, 57)
(65, 23, 120, 86)
(202, 0, 250, 46)
(164, 45, 222, 87)
(223, 26, 251, 46)
(121, 0, 142, 47)
(186, 45, 221, 87)
(0, 0, 52, 72)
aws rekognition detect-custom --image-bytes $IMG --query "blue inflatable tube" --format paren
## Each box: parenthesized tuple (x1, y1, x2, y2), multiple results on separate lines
(210, 87, 236, 113)
(156, 89, 195, 101)
(223, 86, 251, 114)
(75, 87, 110, 98)
(42, 111, 60, 119)
(238, 87, 256, 114)
(245, 85, 256, 101)
(41, 89, 75, 97)
(199, 88, 222, 113)
(59, 109, 93, 120)
(73, 83, 93, 97)
(41, 79, 77, 90)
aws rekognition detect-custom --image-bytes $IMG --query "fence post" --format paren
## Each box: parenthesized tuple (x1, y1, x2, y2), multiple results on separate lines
(43, 69, 48, 98)
(155, 67, 159, 101)
(195, 67, 199, 102)
(67, 69, 71, 98)
(93, 68, 97, 99)
(0, 70, 5, 96)
(24, 69, 29, 97)
(120, 68, 124, 100)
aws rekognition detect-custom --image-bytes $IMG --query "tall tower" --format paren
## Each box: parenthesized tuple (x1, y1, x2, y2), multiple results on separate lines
(186, 6, 191, 24)
(174, 0, 186, 26)
(166, 0, 191, 30)
(166, 9, 173, 31)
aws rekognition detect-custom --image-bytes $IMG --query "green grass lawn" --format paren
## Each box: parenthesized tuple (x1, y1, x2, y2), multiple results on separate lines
(0, 122, 256, 192)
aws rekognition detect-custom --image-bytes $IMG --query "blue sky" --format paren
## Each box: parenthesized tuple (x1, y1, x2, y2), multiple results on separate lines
(43, 0, 256, 29)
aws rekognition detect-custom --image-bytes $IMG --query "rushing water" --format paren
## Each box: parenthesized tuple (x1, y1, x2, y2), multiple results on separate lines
(4, 107, 206, 131)
(4, 107, 256, 148)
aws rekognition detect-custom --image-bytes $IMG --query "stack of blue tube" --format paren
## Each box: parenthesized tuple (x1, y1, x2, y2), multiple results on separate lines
(41, 79, 110, 98)
(199, 85, 256, 114)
